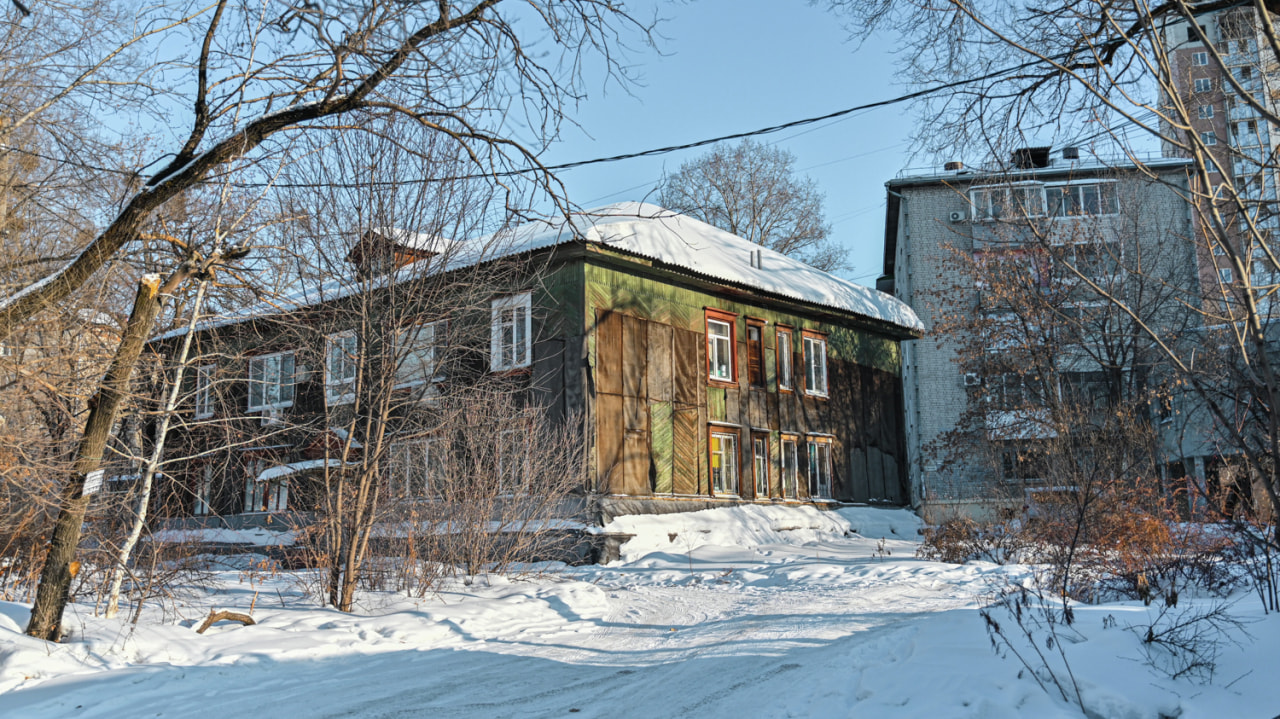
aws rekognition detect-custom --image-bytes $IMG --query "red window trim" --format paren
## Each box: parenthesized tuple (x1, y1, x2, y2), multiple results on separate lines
(705, 308, 739, 387)
(707, 425, 742, 497)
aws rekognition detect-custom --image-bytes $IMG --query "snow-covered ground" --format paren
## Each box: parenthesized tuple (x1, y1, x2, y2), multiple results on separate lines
(0, 505, 1277, 718)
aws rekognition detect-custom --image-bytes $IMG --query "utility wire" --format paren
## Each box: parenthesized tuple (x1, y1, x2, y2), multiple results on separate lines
(2, 54, 1060, 190)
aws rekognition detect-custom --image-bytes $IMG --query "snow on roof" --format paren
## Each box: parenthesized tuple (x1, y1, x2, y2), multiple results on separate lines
(256, 459, 348, 482)
(154, 203, 922, 341)
(327, 426, 363, 449)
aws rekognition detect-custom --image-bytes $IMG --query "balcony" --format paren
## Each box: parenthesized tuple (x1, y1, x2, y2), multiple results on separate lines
(1229, 104, 1260, 121)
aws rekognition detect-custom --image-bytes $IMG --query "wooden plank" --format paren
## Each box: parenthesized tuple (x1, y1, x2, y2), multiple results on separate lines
(697, 402, 708, 495)
(867, 446, 886, 501)
(672, 408, 698, 495)
(624, 429, 653, 496)
(882, 453, 902, 504)
(647, 323, 674, 403)
(707, 387, 726, 423)
(778, 393, 796, 430)
(848, 446, 868, 503)
(531, 339, 564, 423)
(724, 387, 739, 425)
(622, 314, 648, 399)
(650, 401, 674, 494)
(563, 334, 586, 418)
(748, 390, 767, 429)
(596, 393, 625, 494)
(595, 309, 623, 397)
(673, 328, 700, 408)
(620, 395, 650, 496)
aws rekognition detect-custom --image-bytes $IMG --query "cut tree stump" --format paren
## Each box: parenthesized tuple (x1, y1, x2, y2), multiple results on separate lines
(195, 610, 256, 634)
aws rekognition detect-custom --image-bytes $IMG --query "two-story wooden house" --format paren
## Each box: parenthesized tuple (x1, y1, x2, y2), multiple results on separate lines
(151, 202, 922, 525)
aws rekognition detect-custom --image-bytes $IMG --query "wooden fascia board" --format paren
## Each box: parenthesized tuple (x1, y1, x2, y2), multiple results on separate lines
(581, 245, 922, 340)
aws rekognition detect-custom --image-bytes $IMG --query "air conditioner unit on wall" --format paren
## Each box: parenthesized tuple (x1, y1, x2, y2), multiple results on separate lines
(949, 210, 966, 223)
(963, 372, 982, 387)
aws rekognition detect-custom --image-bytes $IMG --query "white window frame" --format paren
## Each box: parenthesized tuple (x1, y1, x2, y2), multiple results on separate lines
(707, 318, 734, 382)
(1198, 104, 1214, 119)
(1200, 130, 1218, 146)
(491, 293, 532, 372)
(1192, 51, 1208, 66)
(969, 183, 1045, 221)
(325, 331, 359, 405)
(777, 328, 794, 391)
(803, 335, 828, 397)
(392, 438, 441, 497)
(395, 320, 445, 390)
(710, 430, 739, 495)
(807, 439, 832, 498)
(781, 437, 799, 499)
(1046, 181, 1119, 218)
(1220, 267, 1234, 283)
(1194, 77, 1213, 93)
(247, 351, 295, 412)
(194, 363, 215, 419)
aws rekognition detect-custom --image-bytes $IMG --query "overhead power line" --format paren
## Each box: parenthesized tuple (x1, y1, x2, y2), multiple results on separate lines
(4, 54, 1060, 190)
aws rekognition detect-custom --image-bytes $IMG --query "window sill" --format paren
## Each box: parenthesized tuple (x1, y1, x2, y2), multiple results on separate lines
(194, 412, 214, 420)
(707, 378, 737, 389)
(803, 391, 830, 400)
(777, 386, 795, 395)
(248, 402, 293, 412)
(491, 366, 532, 377)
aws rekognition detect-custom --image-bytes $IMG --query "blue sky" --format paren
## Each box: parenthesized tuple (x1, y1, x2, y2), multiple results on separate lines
(539, 0, 917, 287)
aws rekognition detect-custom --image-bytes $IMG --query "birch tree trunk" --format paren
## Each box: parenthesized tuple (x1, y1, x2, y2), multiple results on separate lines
(104, 280, 208, 619)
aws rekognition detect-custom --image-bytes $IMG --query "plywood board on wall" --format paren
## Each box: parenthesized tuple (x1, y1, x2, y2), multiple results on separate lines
(650, 401, 674, 494)
(647, 323, 674, 403)
(622, 314, 648, 399)
(596, 393, 624, 494)
(672, 408, 698, 495)
(673, 328, 701, 408)
(595, 309, 623, 397)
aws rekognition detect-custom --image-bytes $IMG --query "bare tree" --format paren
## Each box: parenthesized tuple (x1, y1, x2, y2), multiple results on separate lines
(655, 139, 847, 272)
(0, 0, 654, 339)
(8, 0, 652, 640)
(153, 126, 590, 612)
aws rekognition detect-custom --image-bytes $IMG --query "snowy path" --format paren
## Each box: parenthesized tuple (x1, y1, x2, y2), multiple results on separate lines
(0, 505, 1277, 718)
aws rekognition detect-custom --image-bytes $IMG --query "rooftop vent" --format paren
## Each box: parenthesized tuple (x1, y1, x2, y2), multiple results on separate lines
(1061, 146, 1080, 160)
(944, 161, 965, 171)
(1011, 146, 1052, 169)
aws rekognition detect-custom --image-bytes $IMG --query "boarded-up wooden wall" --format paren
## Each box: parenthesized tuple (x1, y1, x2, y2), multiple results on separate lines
(588, 261, 908, 505)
